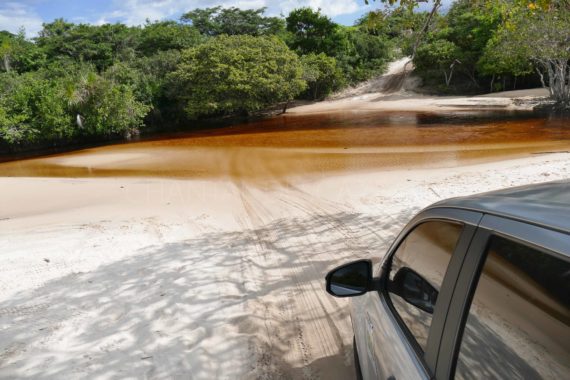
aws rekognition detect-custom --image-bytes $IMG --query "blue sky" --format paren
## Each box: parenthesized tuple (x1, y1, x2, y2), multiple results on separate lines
(0, 1, 452, 37)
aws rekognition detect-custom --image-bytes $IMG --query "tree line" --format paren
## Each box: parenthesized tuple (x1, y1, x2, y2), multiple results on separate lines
(1, 2, 568, 151)
(0, 7, 400, 150)
(404, 0, 569, 101)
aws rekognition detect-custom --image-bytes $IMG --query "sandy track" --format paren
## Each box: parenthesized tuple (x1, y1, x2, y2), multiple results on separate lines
(0, 152, 569, 379)
(290, 57, 550, 114)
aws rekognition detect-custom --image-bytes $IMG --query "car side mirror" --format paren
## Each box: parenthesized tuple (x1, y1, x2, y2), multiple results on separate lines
(326, 260, 373, 297)
(391, 267, 438, 314)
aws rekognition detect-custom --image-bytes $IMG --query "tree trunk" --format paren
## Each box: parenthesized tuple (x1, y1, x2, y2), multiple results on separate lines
(490, 74, 495, 93)
(536, 67, 547, 90)
(282, 101, 289, 114)
(542, 59, 570, 107)
(513, 76, 517, 90)
(444, 60, 459, 87)
(2, 55, 10, 72)
(467, 68, 479, 87)
(403, 0, 442, 74)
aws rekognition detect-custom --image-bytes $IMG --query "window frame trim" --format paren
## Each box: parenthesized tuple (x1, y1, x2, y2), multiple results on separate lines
(379, 207, 482, 375)
(435, 214, 570, 380)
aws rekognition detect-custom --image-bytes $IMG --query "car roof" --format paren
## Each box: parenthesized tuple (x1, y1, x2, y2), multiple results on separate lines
(430, 180, 570, 234)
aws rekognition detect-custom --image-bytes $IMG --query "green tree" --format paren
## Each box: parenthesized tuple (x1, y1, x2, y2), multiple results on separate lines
(415, 37, 461, 86)
(477, 34, 533, 92)
(491, 2, 570, 105)
(0, 71, 70, 144)
(357, 7, 426, 49)
(106, 50, 186, 126)
(285, 8, 344, 56)
(37, 20, 138, 70)
(64, 66, 150, 137)
(445, 0, 502, 86)
(411, 0, 515, 90)
(181, 7, 285, 36)
(171, 35, 306, 118)
(0, 30, 45, 73)
(301, 53, 344, 99)
(0, 31, 15, 72)
(336, 26, 391, 82)
(0, 63, 150, 147)
(137, 21, 202, 56)
(365, 0, 444, 74)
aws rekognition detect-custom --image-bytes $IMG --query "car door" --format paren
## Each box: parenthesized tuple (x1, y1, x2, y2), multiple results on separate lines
(435, 215, 570, 379)
(352, 208, 482, 380)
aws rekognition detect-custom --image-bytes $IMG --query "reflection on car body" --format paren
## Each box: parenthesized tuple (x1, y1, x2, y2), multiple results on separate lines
(326, 180, 570, 379)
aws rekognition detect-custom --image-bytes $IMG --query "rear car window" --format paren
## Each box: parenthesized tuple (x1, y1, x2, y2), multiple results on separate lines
(455, 235, 570, 379)
(388, 221, 464, 351)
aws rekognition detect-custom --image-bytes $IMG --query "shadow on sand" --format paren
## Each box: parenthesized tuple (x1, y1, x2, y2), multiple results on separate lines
(0, 209, 417, 379)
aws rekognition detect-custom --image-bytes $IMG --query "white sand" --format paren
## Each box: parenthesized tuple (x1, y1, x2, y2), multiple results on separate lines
(288, 88, 550, 114)
(290, 57, 550, 114)
(1, 152, 569, 379)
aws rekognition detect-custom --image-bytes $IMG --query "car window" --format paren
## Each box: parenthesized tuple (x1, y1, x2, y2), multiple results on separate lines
(455, 235, 570, 379)
(388, 221, 464, 351)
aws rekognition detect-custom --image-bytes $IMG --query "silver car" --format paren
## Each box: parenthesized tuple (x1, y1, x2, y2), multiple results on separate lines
(326, 181, 570, 379)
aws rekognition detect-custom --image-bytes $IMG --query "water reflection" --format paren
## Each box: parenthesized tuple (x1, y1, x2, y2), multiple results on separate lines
(455, 236, 570, 379)
(0, 111, 569, 180)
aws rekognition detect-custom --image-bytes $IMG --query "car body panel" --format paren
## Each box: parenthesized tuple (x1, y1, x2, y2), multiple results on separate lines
(353, 208, 482, 380)
(344, 181, 570, 380)
(429, 180, 570, 233)
(352, 293, 431, 380)
(435, 214, 570, 379)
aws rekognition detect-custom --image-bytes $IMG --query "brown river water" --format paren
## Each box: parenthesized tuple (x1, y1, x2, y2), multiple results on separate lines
(0, 110, 569, 181)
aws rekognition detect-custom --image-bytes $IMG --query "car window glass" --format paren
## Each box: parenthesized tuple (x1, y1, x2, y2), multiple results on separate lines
(455, 236, 570, 379)
(388, 221, 463, 351)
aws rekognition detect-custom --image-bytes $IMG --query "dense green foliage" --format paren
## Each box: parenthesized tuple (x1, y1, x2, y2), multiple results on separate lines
(336, 27, 392, 82)
(0, 71, 68, 143)
(410, 0, 569, 98)
(2, 2, 564, 150)
(0, 6, 394, 150)
(489, 1, 570, 105)
(300, 53, 344, 99)
(411, 1, 504, 91)
(36, 19, 137, 71)
(356, 8, 426, 54)
(172, 35, 305, 118)
(181, 7, 285, 36)
(285, 7, 391, 84)
(0, 30, 45, 73)
(0, 66, 148, 144)
(285, 8, 343, 56)
(137, 21, 203, 56)
(0, 65, 149, 145)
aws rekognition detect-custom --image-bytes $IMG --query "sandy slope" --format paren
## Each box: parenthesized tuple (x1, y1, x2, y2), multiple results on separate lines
(0, 152, 569, 379)
(288, 88, 551, 114)
(289, 57, 550, 114)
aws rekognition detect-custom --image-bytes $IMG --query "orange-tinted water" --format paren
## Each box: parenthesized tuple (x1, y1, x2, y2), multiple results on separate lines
(0, 111, 568, 180)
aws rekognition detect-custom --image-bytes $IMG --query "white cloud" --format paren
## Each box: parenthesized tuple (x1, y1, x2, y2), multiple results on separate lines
(276, 0, 360, 18)
(0, 2, 44, 37)
(0, 0, 448, 39)
(96, 0, 363, 26)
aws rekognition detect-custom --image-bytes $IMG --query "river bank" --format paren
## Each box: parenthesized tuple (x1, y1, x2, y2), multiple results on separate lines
(288, 88, 551, 114)
(1, 150, 569, 379)
(0, 57, 555, 161)
(1, 96, 570, 379)
(287, 58, 551, 115)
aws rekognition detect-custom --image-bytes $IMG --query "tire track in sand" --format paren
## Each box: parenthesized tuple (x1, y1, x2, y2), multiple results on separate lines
(227, 148, 389, 379)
